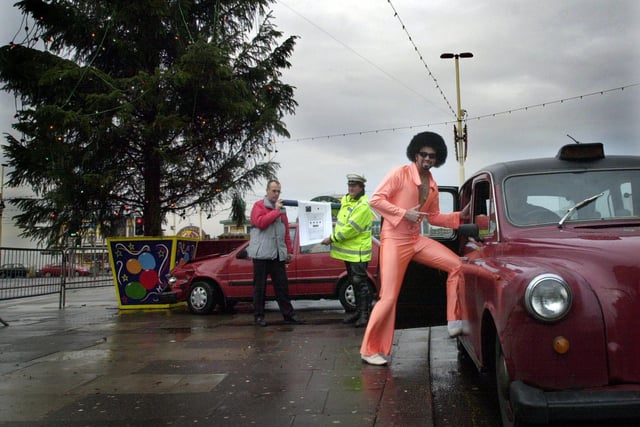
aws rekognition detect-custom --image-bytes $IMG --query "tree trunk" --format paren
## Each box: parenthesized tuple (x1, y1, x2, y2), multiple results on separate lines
(144, 142, 163, 236)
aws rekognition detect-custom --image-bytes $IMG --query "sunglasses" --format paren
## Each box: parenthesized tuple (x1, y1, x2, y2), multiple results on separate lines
(418, 151, 437, 159)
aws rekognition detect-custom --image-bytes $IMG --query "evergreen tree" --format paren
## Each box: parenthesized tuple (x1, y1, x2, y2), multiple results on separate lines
(0, 0, 297, 245)
(230, 191, 247, 226)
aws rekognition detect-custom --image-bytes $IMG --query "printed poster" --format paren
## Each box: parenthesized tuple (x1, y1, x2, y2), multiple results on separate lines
(297, 201, 333, 246)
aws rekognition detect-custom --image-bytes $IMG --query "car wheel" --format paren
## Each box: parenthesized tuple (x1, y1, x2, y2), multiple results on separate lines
(495, 338, 531, 427)
(188, 281, 217, 315)
(338, 279, 376, 312)
(338, 279, 356, 312)
(44, 272, 52, 277)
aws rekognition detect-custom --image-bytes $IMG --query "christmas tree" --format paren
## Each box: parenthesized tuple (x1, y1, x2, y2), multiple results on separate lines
(0, 0, 297, 245)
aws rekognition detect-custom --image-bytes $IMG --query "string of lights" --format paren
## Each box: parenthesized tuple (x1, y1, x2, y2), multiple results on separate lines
(278, 83, 639, 143)
(61, 19, 112, 108)
(177, 1, 196, 44)
(5, 6, 638, 147)
(469, 84, 639, 120)
(386, 0, 457, 118)
(8, 12, 120, 116)
(276, 0, 442, 109)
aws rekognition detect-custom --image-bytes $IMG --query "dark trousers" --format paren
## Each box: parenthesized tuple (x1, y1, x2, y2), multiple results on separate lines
(345, 261, 369, 290)
(252, 259, 295, 319)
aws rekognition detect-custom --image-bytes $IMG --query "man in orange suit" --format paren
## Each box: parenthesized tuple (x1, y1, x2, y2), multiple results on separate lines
(360, 131, 469, 366)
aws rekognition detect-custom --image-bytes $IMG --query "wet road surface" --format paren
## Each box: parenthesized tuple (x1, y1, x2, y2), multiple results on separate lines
(2, 287, 457, 426)
(430, 327, 501, 426)
(5, 285, 635, 426)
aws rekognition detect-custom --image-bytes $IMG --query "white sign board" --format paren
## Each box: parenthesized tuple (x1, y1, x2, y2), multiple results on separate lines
(297, 201, 333, 246)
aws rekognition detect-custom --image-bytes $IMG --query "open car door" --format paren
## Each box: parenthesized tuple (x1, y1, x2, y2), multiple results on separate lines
(395, 186, 460, 328)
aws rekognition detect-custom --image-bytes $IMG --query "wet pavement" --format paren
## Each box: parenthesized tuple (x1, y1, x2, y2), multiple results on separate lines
(0, 287, 440, 426)
(430, 328, 501, 427)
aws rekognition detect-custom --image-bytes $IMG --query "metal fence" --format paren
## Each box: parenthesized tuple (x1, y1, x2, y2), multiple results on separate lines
(0, 246, 113, 308)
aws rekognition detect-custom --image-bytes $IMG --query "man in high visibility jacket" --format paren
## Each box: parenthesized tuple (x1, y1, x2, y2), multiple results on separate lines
(322, 174, 373, 327)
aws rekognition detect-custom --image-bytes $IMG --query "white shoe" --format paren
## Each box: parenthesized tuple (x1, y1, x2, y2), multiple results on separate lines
(461, 320, 470, 334)
(447, 320, 463, 337)
(361, 353, 388, 366)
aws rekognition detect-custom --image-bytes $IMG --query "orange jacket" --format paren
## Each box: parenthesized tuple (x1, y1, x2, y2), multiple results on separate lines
(370, 163, 460, 239)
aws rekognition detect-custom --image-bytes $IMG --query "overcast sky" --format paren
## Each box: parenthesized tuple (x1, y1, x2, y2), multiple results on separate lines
(1, 0, 639, 245)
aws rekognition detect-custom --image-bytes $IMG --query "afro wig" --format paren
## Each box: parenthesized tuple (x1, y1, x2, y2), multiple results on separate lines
(405, 131, 448, 167)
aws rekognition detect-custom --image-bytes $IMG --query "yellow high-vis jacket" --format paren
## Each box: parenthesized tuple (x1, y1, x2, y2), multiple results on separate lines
(330, 193, 373, 262)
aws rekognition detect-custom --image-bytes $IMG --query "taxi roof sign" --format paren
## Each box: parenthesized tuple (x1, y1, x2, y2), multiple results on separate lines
(556, 143, 605, 161)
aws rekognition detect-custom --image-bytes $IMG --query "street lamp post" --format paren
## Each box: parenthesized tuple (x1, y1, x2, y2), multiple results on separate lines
(440, 52, 473, 184)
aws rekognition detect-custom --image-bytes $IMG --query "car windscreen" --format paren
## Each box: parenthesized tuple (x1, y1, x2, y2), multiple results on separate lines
(504, 169, 640, 226)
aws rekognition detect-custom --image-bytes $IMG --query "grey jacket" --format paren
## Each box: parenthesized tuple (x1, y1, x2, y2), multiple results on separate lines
(246, 197, 292, 261)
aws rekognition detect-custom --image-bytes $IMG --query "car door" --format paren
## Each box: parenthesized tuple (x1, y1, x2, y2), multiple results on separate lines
(395, 186, 461, 328)
(222, 241, 257, 298)
(457, 175, 500, 347)
(224, 227, 301, 298)
(286, 224, 342, 296)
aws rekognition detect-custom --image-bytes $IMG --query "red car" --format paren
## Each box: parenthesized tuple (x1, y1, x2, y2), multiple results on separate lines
(438, 143, 640, 425)
(164, 224, 380, 315)
(38, 264, 91, 277)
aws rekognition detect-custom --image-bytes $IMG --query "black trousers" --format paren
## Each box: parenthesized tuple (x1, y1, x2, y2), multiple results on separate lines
(252, 259, 295, 319)
(345, 261, 369, 290)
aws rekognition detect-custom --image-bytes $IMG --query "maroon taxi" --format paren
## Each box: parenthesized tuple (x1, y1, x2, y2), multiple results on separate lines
(445, 143, 640, 425)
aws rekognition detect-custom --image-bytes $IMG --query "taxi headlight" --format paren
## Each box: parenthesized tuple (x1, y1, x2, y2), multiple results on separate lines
(524, 273, 572, 322)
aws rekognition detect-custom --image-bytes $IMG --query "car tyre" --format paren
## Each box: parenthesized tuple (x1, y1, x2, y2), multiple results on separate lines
(495, 338, 533, 427)
(187, 280, 219, 315)
(337, 279, 356, 312)
(338, 279, 375, 313)
(495, 337, 515, 426)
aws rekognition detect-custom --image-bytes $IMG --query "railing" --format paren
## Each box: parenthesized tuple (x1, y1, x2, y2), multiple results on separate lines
(0, 246, 113, 308)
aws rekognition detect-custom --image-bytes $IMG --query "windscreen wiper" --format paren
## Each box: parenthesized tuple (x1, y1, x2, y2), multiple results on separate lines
(558, 192, 605, 227)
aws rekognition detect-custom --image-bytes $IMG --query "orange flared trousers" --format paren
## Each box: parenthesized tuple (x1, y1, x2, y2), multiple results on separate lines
(360, 234, 464, 357)
(361, 163, 465, 357)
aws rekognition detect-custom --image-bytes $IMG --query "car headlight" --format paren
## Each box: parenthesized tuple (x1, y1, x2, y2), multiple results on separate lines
(166, 275, 177, 286)
(524, 273, 572, 322)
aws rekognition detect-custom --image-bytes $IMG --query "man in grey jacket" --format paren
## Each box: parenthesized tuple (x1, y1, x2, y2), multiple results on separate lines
(246, 179, 303, 327)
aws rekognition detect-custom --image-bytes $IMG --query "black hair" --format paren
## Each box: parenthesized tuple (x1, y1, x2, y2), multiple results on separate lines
(405, 131, 448, 167)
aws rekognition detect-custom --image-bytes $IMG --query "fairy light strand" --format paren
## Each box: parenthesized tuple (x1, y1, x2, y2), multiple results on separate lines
(6, 9, 638, 147)
(386, 0, 457, 118)
(279, 84, 639, 143)
(61, 19, 112, 108)
(276, 0, 441, 109)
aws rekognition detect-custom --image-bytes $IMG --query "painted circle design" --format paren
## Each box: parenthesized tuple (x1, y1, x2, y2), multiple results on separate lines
(138, 252, 156, 270)
(140, 269, 159, 290)
(125, 281, 146, 299)
(126, 258, 142, 274)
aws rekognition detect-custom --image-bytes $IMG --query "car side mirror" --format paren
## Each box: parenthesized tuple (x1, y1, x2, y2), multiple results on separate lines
(237, 249, 248, 259)
(458, 223, 482, 242)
